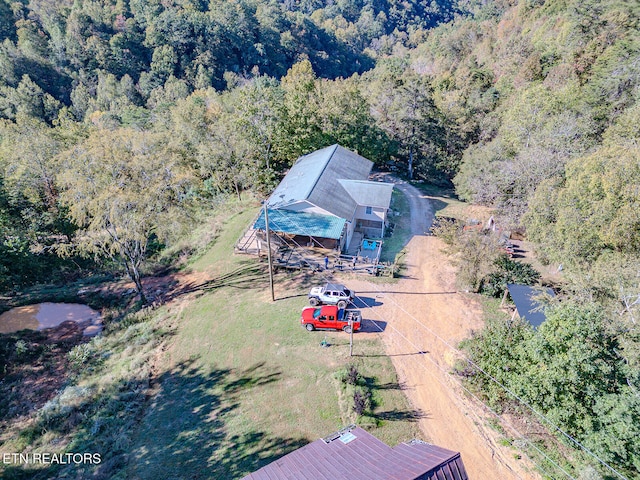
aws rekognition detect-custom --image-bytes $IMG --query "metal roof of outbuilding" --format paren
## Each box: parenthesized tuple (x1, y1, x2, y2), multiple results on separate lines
(242, 426, 468, 480)
(254, 209, 346, 239)
(507, 284, 555, 328)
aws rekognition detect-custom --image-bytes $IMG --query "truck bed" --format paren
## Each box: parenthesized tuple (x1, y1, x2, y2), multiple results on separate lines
(337, 309, 361, 322)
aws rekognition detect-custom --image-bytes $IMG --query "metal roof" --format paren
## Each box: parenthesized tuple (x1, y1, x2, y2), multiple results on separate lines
(507, 284, 555, 328)
(254, 209, 346, 239)
(268, 145, 374, 220)
(242, 426, 468, 480)
(338, 180, 394, 208)
(268, 145, 339, 208)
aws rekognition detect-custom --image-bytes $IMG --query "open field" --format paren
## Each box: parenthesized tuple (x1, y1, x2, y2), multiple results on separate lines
(0, 201, 420, 479)
(125, 206, 421, 479)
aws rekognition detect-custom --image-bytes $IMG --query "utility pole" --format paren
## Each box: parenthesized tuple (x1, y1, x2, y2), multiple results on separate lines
(264, 202, 275, 302)
(349, 314, 353, 357)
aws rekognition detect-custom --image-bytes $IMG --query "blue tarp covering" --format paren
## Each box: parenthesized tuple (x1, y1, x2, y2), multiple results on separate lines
(507, 284, 555, 328)
(254, 209, 346, 240)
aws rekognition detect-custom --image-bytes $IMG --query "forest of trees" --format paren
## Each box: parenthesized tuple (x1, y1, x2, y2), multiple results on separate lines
(0, 0, 639, 477)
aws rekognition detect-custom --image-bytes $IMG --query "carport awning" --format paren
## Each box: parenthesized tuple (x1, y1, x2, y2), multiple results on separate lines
(254, 209, 346, 240)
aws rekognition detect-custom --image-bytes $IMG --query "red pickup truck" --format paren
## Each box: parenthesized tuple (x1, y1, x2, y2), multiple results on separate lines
(300, 305, 362, 333)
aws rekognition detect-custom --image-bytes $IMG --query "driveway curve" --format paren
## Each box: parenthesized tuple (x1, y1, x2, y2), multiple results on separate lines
(350, 177, 539, 480)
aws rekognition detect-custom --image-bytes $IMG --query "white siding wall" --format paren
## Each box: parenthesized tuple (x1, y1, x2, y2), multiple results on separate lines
(354, 205, 386, 223)
(354, 206, 386, 238)
(345, 220, 355, 250)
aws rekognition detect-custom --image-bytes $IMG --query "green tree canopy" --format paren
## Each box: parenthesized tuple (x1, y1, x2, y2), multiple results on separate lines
(525, 143, 640, 266)
(58, 128, 195, 302)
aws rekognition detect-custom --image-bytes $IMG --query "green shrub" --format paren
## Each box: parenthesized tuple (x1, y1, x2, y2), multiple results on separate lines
(336, 364, 364, 386)
(40, 386, 93, 426)
(480, 255, 540, 297)
(353, 387, 372, 415)
(14, 340, 28, 357)
(431, 217, 462, 246)
(68, 343, 93, 369)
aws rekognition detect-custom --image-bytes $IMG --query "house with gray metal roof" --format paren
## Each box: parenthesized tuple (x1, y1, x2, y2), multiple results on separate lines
(254, 145, 394, 251)
(242, 425, 469, 480)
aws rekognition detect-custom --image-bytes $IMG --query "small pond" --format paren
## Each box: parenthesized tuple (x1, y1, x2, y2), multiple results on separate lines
(0, 303, 103, 336)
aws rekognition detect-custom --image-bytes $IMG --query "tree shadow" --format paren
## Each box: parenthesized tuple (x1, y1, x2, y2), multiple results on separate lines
(392, 272, 418, 280)
(0, 327, 84, 423)
(164, 263, 269, 302)
(351, 296, 383, 308)
(426, 198, 449, 217)
(348, 373, 428, 423)
(375, 409, 429, 421)
(120, 359, 305, 480)
(375, 381, 408, 390)
(1, 359, 306, 480)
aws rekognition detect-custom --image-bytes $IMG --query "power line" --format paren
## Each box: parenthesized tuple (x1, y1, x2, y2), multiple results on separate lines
(356, 306, 575, 480)
(363, 262, 629, 480)
(356, 180, 630, 480)
(263, 208, 575, 479)
(363, 315, 575, 480)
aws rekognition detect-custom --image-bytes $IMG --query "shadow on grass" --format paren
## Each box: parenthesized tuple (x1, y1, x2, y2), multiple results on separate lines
(165, 262, 269, 302)
(424, 197, 448, 216)
(375, 409, 429, 421)
(356, 290, 457, 296)
(360, 373, 427, 423)
(276, 292, 308, 301)
(380, 188, 412, 264)
(122, 359, 306, 480)
(1, 359, 306, 480)
(355, 350, 428, 357)
(0, 328, 83, 423)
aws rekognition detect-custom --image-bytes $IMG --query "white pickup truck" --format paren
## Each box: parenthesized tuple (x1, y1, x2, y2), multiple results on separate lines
(307, 283, 354, 309)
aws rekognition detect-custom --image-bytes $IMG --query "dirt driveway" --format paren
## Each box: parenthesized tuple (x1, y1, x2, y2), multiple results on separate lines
(349, 179, 540, 480)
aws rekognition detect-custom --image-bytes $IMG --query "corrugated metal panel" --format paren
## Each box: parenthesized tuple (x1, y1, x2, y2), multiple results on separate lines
(507, 284, 555, 329)
(307, 145, 373, 220)
(266, 145, 375, 223)
(389, 443, 468, 480)
(267, 145, 338, 208)
(241, 428, 468, 480)
(338, 180, 394, 208)
(254, 209, 346, 240)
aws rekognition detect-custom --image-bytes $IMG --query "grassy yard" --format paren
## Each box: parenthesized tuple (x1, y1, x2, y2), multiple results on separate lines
(125, 205, 420, 479)
(0, 200, 420, 479)
(411, 181, 491, 222)
(380, 188, 412, 263)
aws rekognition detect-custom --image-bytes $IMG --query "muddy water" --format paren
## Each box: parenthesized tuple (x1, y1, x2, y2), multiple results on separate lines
(0, 303, 102, 336)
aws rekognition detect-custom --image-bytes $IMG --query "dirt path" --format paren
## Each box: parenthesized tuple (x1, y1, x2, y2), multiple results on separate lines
(351, 179, 540, 480)
(121, 185, 539, 478)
